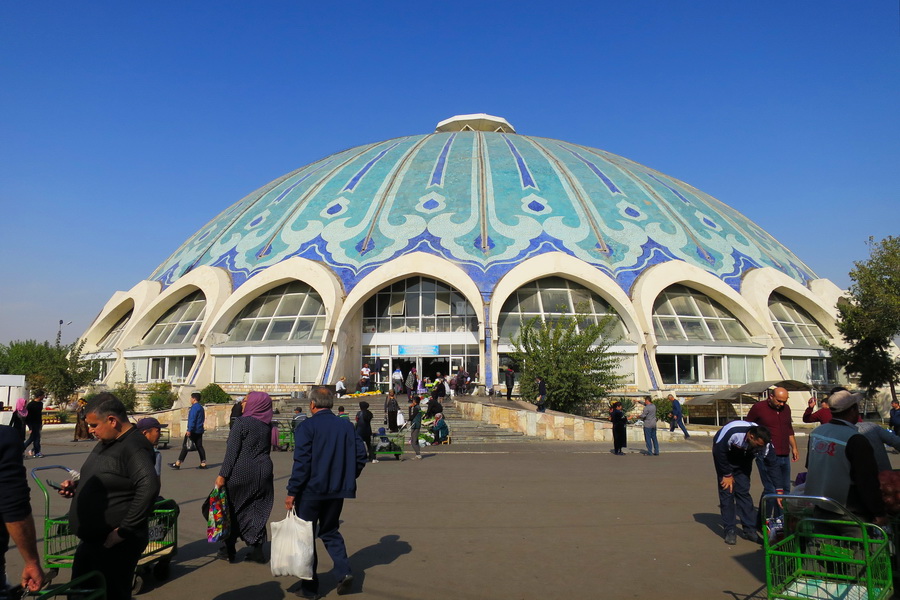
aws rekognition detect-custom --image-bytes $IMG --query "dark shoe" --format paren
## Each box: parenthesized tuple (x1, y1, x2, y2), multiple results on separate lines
(216, 547, 236, 563)
(295, 589, 320, 600)
(169, 463, 180, 470)
(742, 529, 762, 544)
(336, 574, 354, 595)
(724, 530, 737, 545)
(244, 545, 266, 564)
(198, 464, 208, 469)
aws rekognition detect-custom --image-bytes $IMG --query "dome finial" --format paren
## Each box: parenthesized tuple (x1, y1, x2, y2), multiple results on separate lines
(435, 114, 515, 133)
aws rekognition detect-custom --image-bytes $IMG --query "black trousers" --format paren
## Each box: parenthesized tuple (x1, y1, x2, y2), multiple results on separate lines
(177, 432, 207, 463)
(73, 536, 147, 600)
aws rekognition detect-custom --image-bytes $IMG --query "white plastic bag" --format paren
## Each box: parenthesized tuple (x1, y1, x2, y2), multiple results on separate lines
(396, 411, 406, 427)
(270, 510, 315, 579)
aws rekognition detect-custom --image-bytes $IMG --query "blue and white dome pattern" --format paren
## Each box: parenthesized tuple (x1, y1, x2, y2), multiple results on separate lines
(151, 131, 816, 295)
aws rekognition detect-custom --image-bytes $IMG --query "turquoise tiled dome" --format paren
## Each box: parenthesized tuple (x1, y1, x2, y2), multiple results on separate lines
(151, 122, 816, 295)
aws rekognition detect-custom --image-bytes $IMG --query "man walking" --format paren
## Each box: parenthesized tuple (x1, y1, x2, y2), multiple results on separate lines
(889, 399, 900, 437)
(746, 386, 798, 519)
(639, 397, 659, 455)
(59, 393, 159, 600)
(535, 376, 547, 413)
(286, 386, 368, 599)
(1, 413, 45, 594)
(712, 420, 770, 544)
(668, 393, 690, 439)
(22, 390, 45, 458)
(170, 391, 207, 469)
(504, 366, 515, 401)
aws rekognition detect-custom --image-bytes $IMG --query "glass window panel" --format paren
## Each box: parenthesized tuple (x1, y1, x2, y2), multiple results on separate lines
(268, 319, 294, 341)
(433, 280, 449, 294)
(277, 294, 304, 316)
(769, 303, 790, 322)
(391, 280, 406, 292)
(656, 317, 682, 341)
(499, 315, 521, 341)
(810, 358, 827, 383)
(388, 294, 405, 316)
(706, 320, 727, 341)
(292, 319, 315, 340)
(362, 319, 377, 334)
(694, 296, 718, 318)
(728, 356, 747, 384)
(310, 317, 326, 338)
(157, 324, 177, 345)
(436, 317, 451, 332)
(278, 355, 298, 384)
(406, 293, 420, 317)
(676, 355, 698, 384)
(540, 289, 569, 313)
(215, 356, 232, 383)
(253, 356, 276, 383)
(435, 293, 451, 315)
(406, 279, 421, 293)
(668, 294, 698, 316)
(704, 355, 724, 381)
(421, 294, 435, 317)
(747, 357, 763, 381)
(657, 355, 677, 385)
(242, 301, 263, 319)
(182, 300, 204, 321)
(654, 297, 675, 316)
(722, 320, 749, 342)
(363, 298, 377, 318)
(390, 318, 405, 333)
(377, 318, 391, 333)
(541, 276, 566, 288)
(171, 323, 193, 344)
(780, 323, 799, 344)
(569, 288, 590, 311)
(299, 355, 318, 382)
(256, 297, 279, 318)
(681, 319, 709, 341)
(247, 321, 267, 342)
(230, 320, 253, 341)
(421, 278, 435, 291)
(404, 318, 420, 333)
(516, 290, 540, 313)
(129, 358, 148, 382)
(150, 358, 165, 380)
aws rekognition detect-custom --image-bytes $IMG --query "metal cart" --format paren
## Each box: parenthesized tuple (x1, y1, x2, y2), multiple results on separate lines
(30, 465, 178, 595)
(275, 418, 296, 451)
(373, 433, 405, 460)
(20, 571, 107, 599)
(762, 494, 892, 600)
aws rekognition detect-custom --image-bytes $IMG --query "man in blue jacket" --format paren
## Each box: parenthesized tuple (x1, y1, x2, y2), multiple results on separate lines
(286, 386, 368, 599)
(171, 392, 206, 469)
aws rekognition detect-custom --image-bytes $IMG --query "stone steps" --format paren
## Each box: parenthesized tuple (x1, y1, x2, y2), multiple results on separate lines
(226, 395, 543, 444)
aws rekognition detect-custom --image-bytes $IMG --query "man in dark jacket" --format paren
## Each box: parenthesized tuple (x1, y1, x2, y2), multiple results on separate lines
(712, 421, 771, 545)
(0, 416, 45, 594)
(286, 386, 368, 599)
(504, 366, 515, 401)
(22, 389, 45, 458)
(59, 393, 159, 600)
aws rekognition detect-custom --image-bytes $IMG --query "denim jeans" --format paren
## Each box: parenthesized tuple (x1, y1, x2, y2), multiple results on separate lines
(757, 453, 791, 519)
(643, 427, 659, 455)
(716, 462, 755, 534)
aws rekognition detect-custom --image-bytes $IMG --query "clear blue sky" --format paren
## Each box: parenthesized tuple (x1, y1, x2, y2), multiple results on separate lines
(1, 1, 898, 345)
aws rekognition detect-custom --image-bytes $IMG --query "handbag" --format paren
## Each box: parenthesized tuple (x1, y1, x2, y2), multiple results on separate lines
(185, 436, 196, 452)
(205, 487, 230, 543)
(270, 510, 315, 579)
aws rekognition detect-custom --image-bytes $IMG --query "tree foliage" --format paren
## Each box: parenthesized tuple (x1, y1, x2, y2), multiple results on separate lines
(200, 383, 233, 404)
(824, 236, 900, 400)
(113, 371, 139, 413)
(510, 308, 623, 415)
(0, 334, 99, 406)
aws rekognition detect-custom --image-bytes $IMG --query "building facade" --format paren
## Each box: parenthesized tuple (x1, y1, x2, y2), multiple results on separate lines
(82, 114, 845, 401)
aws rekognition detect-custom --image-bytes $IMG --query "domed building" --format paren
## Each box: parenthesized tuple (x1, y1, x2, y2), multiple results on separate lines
(82, 114, 846, 402)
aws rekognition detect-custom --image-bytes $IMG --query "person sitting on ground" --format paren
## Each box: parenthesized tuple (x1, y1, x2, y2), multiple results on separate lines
(430, 413, 449, 444)
(336, 376, 347, 398)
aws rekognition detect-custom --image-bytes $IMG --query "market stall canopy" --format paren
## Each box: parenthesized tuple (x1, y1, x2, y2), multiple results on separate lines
(685, 380, 812, 406)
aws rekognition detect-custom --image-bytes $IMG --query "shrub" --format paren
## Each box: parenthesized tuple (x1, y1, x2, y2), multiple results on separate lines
(113, 371, 139, 412)
(654, 397, 674, 425)
(57, 409, 70, 424)
(147, 381, 178, 412)
(200, 383, 232, 405)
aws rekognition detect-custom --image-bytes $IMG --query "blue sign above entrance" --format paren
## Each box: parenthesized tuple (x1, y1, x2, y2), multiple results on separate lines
(398, 345, 439, 356)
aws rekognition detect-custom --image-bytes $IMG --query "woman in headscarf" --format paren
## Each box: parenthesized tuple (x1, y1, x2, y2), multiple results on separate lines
(10, 397, 27, 440)
(72, 398, 90, 441)
(430, 412, 449, 444)
(355, 401, 374, 460)
(215, 391, 275, 563)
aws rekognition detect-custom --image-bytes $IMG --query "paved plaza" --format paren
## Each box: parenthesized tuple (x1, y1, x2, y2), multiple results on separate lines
(12, 427, 897, 600)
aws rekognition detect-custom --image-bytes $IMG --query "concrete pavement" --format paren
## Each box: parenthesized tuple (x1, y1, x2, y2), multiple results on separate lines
(10, 427, 895, 600)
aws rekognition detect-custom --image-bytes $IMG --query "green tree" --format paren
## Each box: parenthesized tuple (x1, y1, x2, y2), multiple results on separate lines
(0, 335, 99, 406)
(510, 308, 623, 415)
(113, 371, 139, 412)
(147, 381, 178, 411)
(200, 383, 233, 404)
(824, 236, 900, 401)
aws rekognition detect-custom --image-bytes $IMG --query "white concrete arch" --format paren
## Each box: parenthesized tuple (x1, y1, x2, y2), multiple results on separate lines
(489, 252, 642, 343)
(631, 261, 770, 342)
(200, 257, 345, 346)
(118, 266, 233, 350)
(741, 268, 841, 339)
(333, 252, 484, 335)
